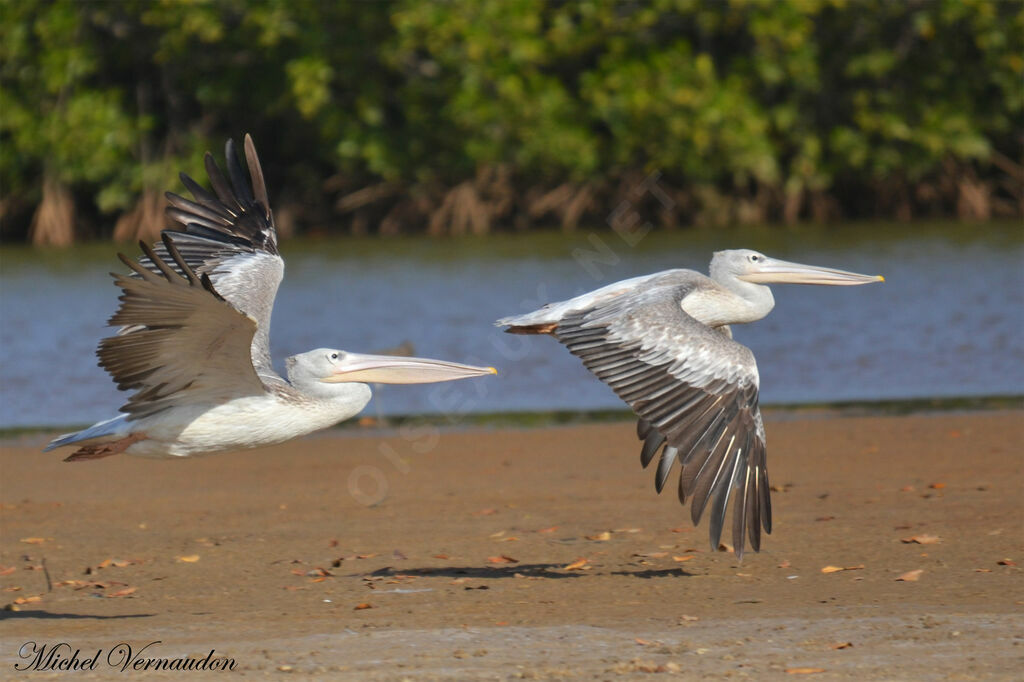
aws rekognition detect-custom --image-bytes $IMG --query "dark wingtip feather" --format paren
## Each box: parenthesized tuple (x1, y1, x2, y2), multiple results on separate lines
(654, 446, 678, 494)
(707, 459, 739, 556)
(243, 133, 270, 211)
(135, 241, 160, 270)
(225, 138, 255, 205)
(639, 430, 665, 468)
(140, 239, 177, 281)
(732, 475, 748, 560)
(199, 272, 225, 301)
(687, 434, 729, 527)
(733, 500, 747, 560)
(179, 172, 220, 207)
(204, 150, 241, 212)
(747, 480, 761, 553)
(708, 525, 723, 553)
(761, 464, 773, 533)
(160, 233, 200, 285)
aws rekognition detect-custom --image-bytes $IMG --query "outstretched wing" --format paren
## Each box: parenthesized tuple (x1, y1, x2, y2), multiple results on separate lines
(99, 235, 265, 419)
(138, 135, 283, 382)
(554, 285, 771, 558)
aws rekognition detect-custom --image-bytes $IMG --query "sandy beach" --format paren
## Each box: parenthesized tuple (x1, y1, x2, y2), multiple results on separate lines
(1, 410, 1021, 679)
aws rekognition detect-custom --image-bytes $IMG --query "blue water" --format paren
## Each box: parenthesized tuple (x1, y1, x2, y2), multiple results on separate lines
(1, 224, 1021, 427)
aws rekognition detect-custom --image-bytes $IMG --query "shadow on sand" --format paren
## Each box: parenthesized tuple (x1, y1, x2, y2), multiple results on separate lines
(352, 562, 583, 580)
(0, 609, 155, 621)
(349, 563, 696, 580)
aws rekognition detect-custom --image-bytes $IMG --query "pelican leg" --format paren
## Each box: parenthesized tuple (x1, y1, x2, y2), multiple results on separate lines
(64, 434, 145, 462)
(504, 323, 557, 335)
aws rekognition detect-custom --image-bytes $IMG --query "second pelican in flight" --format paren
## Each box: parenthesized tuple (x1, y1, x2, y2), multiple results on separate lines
(46, 136, 495, 461)
(498, 251, 882, 557)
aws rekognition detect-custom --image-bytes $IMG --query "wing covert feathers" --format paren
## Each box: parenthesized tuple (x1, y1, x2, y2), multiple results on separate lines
(99, 235, 265, 419)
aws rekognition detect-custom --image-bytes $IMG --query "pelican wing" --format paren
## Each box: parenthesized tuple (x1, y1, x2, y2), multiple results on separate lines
(554, 285, 770, 557)
(99, 236, 265, 419)
(138, 135, 283, 381)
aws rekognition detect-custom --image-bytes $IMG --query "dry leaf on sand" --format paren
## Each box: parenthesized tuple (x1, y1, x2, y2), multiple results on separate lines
(821, 565, 864, 574)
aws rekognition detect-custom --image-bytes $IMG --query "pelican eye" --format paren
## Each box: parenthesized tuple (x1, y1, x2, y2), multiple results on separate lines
(329, 352, 340, 361)
(749, 254, 761, 262)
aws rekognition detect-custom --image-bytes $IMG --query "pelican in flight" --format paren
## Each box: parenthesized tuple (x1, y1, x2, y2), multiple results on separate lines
(497, 252, 882, 557)
(46, 135, 495, 461)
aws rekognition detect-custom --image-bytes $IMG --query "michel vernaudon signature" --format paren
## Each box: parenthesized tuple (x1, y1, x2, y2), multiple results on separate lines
(15, 641, 236, 672)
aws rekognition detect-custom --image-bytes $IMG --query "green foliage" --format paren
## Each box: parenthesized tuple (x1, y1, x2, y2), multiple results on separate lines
(0, 1, 138, 204)
(0, 0, 1020, 238)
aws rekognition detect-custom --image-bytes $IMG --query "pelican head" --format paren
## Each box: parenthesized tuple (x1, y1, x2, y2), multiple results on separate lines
(286, 348, 496, 387)
(712, 249, 884, 286)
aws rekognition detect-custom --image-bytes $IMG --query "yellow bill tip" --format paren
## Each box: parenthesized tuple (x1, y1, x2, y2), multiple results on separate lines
(876, 274, 885, 283)
(487, 367, 498, 375)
